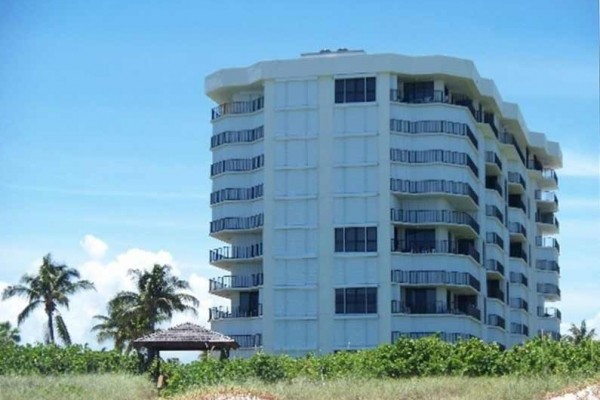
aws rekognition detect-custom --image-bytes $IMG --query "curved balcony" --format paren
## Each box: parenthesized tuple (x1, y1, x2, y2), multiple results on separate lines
(487, 286, 505, 302)
(538, 307, 561, 321)
(391, 269, 480, 292)
(209, 273, 264, 298)
(485, 259, 505, 278)
(210, 214, 264, 241)
(390, 179, 478, 209)
(209, 304, 263, 321)
(510, 272, 528, 287)
(390, 209, 479, 236)
(486, 232, 504, 250)
(508, 222, 527, 242)
(541, 168, 559, 189)
(210, 184, 264, 205)
(211, 97, 264, 120)
(485, 151, 503, 175)
(499, 130, 526, 166)
(486, 205, 504, 224)
(536, 260, 560, 274)
(509, 246, 528, 263)
(537, 283, 561, 301)
(536, 212, 559, 234)
(510, 297, 528, 312)
(487, 314, 506, 329)
(390, 149, 479, 177)
(210, 155, 264, 177)
(209, 243, 263, 267)
(535, 190, 558, 212)
(511, 323, 529, 336)
(391, 239, 480, 263)
(536, 236, 560, 254)
(389, 118, 478, 149)
(391, 300, 481, 321)
(508, 171, 527, 193)
(211, 126, 264, 149)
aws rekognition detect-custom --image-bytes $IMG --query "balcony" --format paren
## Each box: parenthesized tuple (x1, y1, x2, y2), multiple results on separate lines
(486, 232, 504, 250)
(211, 97, 264, 120)
(487, 286, 505, 302)
(542, 169, 559, 187)
(537, 283, 561, 300)
(391, 270, 480, 292)
(511, 323, 529, 336)
(510, 297, 528, 311)
(209, 243, 263, 265)
(508, 222, 527, 241)
(499, 130, 526, 165)
(210, 214, 264, 235)
(535, 190, 559, 212)
(538, 307, 562, 321)
(485, 177, 503, 197)
(451, 93, 479, 121)
(487, 314, 506, 329)
(539, 330, 561, 341)
(390, 209, 479, 235)
(390, 149, 479, 177)
(486, 205, 504, 224)
(510, 272, 528, 287)
(389, 119, 478, 149)
(209, 273, 264, 297)
(509, 247, 528, 263)
(527, 157, 543, 172)
(390, 179, 478, 207)
(391, 239, 480, 262)
(211, 126, 264, 148)
(536, 236, 560, 253)
(508, 172, 527, 192)
(392, 331, 476, 344)
(390, 89, 447, 104)
(484, 112, 499, 138)
(508, 197, 526, 214)
(536, 212, 560, 233)
(485, 259, 505, 277)
(228, 334, 262, 348)
(391, 300, 481, 320)
(209, 304, 263, 321)
(485, 151, 503, 174)
(536, 260, 560, 274)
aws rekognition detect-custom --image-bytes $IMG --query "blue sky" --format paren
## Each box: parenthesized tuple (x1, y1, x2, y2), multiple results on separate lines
(0, 0, 598, 346)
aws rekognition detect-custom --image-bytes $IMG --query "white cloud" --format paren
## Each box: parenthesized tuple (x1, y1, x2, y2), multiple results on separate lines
(560, 149, 600, 178)
(0, 236, 226, 349)
(80, 235, 108, 259)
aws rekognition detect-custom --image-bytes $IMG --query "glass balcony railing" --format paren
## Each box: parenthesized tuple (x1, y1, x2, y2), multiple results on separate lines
(209, 304, 263, 321)
(485, 151, 503, 171)
(209, 273, 264, 293)
(508, 172, 527, 190)
(536, 260, 560, 273)
(391, 300, 481, 320)
(510, 297, 529, 311)
(487, 314, 505, 329)
(536, 236, 560, 253)
(510, 272, 528, 287)
(538, 307, 562, 320)
(485, 259, 505, 277)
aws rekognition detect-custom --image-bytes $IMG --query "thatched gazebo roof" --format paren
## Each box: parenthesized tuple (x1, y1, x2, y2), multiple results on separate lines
(132, 323, 239, 351)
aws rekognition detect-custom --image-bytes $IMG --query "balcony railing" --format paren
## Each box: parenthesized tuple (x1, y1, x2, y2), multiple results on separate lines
(508, 198, 526, 213)
(211, 97, 264, 120)
(486, 205, 504, 223)
(510, 297, 529, 311)
(228, 334, 263, 348)
(391, 331, 476, 344)
(536, 236, 560, 253)
(537, 283, 561, 297)
(389, 119, 478, 149)
(209, 243, 263, 263)
(209, 273, 264, 292)
(485, 179, 503, 197)
(486, 232, 504, 250)
(510, 272, 528, 287)
(508, 222, 527, 238)
(509, 247, 528, 263)
(511, 323, 529, 336)
(391, 300, 481, 320)
(391, 239, 480, 262)
(485, 259, 505, 276)
(209, 304, 263, 321)
(538, 307, 562, 320)
(210, 214, 264, 234)
(487, 286, 505, 302)
(508, 172, 527, 190)
(211, 126, 264, 148)
(390, 209, 479, 233)
(527, 158, 543, 172)
(487, 314, 505, 329)
(535, 190, 559, 208)
(536, 212, 560, 230)
(499, 130, 526, 165)
(451, 94, 480, 121)
(391, 270, 481, 291)
(390, 149, 479, 177)
(485, 151, 503, 171)
(210, 184, 264, 204)
(542, 169, 559, 186)
(484, 112, 499, 138)
(538, 330, 561, 341)
(390, 89, 448, 104)
(536, 260, 560, 273)
(390, 179, 479, 205)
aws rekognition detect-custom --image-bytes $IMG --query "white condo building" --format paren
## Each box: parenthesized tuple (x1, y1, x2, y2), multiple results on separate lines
(205, 50, 562, 356)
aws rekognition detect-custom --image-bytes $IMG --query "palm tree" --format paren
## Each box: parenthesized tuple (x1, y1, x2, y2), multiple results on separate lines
(1, 253, 95, 345)
(92, 264, 198, 352)
(0, 321, 21, 345)
(567, 320, 596, 343)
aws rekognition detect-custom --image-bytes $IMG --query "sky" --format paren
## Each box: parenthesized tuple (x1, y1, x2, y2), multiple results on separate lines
(0, 0, 598, 348)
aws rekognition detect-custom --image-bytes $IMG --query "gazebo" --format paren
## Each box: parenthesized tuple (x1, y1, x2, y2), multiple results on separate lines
(132, 323, 239, 383)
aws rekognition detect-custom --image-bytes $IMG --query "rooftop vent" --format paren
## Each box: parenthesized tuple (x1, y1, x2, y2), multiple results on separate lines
(301, 49, 366, 57)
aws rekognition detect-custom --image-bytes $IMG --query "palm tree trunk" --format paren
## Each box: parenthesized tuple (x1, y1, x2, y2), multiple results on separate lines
(47, 311, 55, 344)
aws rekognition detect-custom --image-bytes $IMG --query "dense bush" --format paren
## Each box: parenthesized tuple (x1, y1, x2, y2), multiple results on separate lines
(0, 343, 138, 375)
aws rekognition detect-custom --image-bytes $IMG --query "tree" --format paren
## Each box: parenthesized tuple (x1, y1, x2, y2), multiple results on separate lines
(93, 264, 198, 352)
(567, 320, 596, 343)
(1, 253, 95, 345)
(0, 321, 20, 345)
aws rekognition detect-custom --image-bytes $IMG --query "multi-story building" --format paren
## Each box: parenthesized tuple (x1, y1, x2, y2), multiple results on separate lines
(205, 50, 562, 356)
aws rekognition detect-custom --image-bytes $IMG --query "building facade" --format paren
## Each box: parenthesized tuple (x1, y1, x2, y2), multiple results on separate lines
(205, 51, 562, 356)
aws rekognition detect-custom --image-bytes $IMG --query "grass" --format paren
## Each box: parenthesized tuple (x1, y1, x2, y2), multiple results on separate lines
(0, 374, 597, 400)
(170, 375, 600, 400)
(0, 374, 156, 400)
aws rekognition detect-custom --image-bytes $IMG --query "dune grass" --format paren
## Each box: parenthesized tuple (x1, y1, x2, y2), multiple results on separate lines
(0, 374, 156, 400)
(171, 375, 600, 400)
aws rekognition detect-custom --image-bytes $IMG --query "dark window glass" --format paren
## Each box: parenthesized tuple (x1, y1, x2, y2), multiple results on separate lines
(405, 229, 435, 249)
(366, 77, 376, 101)
(366, 288, 377, 313)
(366, 227, 377, 252)
(345, 79, 358, 102)
(335, 80, 345, 103)
(335, 289, 345, 314)
(355, 227, 366, 252)
(406, 288, 436, 313)
(334, 228, 344, 252)
(345, 228, 358, 252)
(335, 287, 377, 314)
(347, 288, 365, 313)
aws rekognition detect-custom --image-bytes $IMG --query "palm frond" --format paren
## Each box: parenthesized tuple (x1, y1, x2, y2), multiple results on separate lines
(17, 300, 42, 325)
(54, 313, 71, 345)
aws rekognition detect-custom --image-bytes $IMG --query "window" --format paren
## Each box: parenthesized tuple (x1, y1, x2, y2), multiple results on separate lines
(334, 77, 376, 103)
(334, 227, 377, 252)
(404, 82, 434, 103)
(405, 288, 436, 313)
(335, 287, 377, 314)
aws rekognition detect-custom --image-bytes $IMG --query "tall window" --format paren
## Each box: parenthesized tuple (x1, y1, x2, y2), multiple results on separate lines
(334, 227, 377, 252)
(335, 77, 376, 103)
(335, 287, 377, 314)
